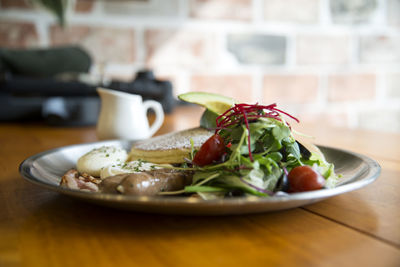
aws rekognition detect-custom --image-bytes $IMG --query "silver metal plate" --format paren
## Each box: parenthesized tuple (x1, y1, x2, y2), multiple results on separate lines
(19, 140, 381, 215)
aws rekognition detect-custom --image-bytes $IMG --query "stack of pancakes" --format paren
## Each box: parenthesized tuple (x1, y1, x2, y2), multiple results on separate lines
(128, 127, 212, 164)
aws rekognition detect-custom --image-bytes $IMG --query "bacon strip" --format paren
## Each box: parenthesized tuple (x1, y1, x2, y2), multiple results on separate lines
(60, 169, 100, 192)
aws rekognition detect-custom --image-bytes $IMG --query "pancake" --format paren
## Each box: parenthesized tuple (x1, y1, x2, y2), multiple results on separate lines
(128, 127, 213, 163)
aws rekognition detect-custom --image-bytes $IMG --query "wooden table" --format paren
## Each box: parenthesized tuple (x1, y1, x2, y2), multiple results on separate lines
(1, 106, 399, 267)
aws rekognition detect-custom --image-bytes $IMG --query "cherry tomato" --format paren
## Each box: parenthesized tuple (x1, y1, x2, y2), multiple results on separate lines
(192, 134, 226, 166)
(287, 166, 325, 192)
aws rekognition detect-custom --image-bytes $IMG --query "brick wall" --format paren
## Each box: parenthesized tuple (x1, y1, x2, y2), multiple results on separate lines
(0, 0, 399, 132)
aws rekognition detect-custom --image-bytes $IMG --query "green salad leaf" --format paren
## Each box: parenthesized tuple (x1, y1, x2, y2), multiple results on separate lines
(172, 102, 339, 199)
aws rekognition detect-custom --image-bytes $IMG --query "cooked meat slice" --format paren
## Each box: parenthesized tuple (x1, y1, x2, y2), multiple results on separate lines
(100, 169, 193, 196)
(60, 169, 100, 192)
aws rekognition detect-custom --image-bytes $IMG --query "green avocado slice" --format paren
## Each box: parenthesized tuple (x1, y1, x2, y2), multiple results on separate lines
(178, 92, 235, 115)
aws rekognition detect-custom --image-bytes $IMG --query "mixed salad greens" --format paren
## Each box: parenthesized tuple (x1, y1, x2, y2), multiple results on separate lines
(164, 94, 339, 199)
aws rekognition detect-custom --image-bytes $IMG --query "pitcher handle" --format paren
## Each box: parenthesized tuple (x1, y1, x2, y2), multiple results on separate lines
(143, 100, 164, 137)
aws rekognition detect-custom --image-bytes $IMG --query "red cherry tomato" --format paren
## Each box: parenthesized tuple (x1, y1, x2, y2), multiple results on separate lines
(288, 166, 325, 192)
(192, 134, 225, 166)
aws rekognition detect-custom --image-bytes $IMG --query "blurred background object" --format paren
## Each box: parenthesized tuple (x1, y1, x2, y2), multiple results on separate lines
(0, 0, 399, 132)
(0, 44, 174, 125)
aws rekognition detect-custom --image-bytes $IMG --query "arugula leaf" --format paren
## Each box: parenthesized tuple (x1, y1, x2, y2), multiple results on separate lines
(184, 185, 227, 192)
(217, 176, 269, 197)
(282, 137, 301, 159)
(200, 109, 218, 129)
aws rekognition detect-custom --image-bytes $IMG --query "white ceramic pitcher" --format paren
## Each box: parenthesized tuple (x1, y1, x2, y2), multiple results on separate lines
(96, 88, 164, 140)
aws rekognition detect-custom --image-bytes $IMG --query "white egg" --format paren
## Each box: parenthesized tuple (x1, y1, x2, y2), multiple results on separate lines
(100, 160, 162, 179)
(77, 146, 128, 177)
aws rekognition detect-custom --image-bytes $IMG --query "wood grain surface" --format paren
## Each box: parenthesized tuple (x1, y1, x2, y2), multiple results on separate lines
(0, 106, 399, 267)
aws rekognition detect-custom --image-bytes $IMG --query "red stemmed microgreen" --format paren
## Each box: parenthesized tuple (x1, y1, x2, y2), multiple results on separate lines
(215, 103, 299, 162)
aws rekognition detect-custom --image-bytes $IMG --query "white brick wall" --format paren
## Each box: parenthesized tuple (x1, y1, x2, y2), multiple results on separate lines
(0, 0, 399, 132)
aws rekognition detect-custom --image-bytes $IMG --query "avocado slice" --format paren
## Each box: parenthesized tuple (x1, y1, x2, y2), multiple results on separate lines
(178, 92, 235, 115)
